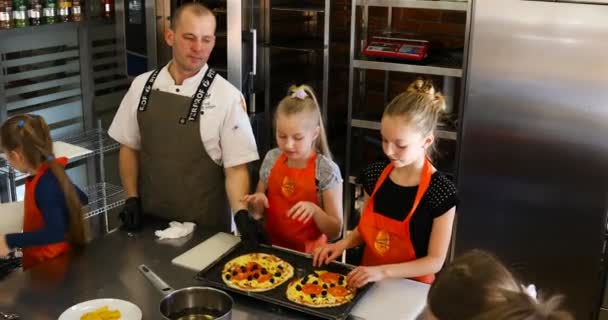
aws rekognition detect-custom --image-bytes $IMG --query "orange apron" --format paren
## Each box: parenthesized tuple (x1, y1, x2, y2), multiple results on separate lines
(358, 158, 434, 284)
(265, 153, 327, 253)
(22, 157, 70, 270)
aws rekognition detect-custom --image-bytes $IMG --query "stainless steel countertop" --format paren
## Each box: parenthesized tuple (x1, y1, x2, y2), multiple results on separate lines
(0, 218, 322, 320)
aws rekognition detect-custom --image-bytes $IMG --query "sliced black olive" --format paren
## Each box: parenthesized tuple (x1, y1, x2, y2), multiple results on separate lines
(247, 275, 253, 281)
(312, 280, 318, 285)
(232, 270, 238, 276)
(278, 265, 284, 270)
(274, 272, 282, 277)
(251, 264, 259, 270)
(261, 268, 268, 275)
(330, 283, 336, 287)
(225, 274, 232, 280)
(339, 281, 345, 286)
(296, 285, 302, 291)
(253, 273, 260, 279)
(240, 266, 246, 272)
(339, 275, 345, 281)
(322, 290, 327, 296)
(322, 284, 328, 289)
(310, 294, 316, 298)
(270, 278, 275, 283)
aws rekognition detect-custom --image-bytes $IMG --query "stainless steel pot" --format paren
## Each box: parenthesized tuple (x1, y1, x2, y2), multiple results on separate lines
(138, 264, 233, 320)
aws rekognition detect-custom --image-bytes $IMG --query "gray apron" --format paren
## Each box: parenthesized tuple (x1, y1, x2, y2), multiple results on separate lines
(136, 68, 230, 231)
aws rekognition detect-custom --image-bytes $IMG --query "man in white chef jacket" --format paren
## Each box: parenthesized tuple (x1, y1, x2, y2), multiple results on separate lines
(108, 2, 262, 240)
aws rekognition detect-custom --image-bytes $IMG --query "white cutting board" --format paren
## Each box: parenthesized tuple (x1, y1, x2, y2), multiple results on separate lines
(172, 232, 241, 271)
(350, 278, 429, 320)
(0, 141, 92, 164)
(53, 141, 93, 160)
(0, 201, 24, 234)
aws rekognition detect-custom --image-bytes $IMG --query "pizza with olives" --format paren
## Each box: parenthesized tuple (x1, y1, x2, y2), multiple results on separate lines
(286, 270, 356, 308)
(221, 253, 294, 292)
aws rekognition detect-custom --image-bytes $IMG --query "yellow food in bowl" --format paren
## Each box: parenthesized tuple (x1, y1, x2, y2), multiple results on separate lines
(80, 305, 121, 320)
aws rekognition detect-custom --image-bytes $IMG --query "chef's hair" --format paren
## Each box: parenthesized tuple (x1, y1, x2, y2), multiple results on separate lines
(0, 114, 87, 247)
(171, 2, 215, 30)
(275, 84, 332, 160)
(428, 250, 573, 320)
(384, 79, 446, 157)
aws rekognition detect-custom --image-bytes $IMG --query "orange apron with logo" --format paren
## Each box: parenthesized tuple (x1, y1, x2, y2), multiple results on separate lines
(22, 157, 70, 270)
(358, 158, 434, 284)
(265, 153, 327, 253)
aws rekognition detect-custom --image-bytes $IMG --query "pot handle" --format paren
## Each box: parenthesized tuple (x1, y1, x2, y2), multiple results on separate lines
(138, 264, 175, 296)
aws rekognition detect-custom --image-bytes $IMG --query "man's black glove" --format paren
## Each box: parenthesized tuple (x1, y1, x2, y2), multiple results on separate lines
(119, 197, 142, 231)
(234, 209, 265, 249)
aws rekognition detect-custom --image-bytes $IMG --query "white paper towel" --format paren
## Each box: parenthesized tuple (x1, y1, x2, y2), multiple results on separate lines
(155, 221, 196, 240)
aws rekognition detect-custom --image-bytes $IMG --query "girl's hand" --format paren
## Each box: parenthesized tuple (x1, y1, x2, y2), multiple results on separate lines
(0, 236, 9, 257)
(312, 240, 347, 267)
(241, 193, 269, 209)
(346, 266, 386, 289)
(287, 201, 319, 223)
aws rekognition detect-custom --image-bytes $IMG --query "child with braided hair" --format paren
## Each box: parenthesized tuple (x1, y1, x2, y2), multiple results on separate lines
(0, 114, 88, 269)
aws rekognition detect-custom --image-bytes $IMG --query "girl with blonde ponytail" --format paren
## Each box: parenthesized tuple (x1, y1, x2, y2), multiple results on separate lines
(313, 79, 457, 288)
(0, 114, 88, 269)
(242, 84, 343, 253)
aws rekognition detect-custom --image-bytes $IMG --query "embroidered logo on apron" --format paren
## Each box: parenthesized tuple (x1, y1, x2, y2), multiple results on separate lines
(281, 176, 296, 198)
(374, 230, 391, 255)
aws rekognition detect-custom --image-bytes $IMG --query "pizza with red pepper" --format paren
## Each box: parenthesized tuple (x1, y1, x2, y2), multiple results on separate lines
(222, 253, 294, 292)
(286, 270, 356, 308)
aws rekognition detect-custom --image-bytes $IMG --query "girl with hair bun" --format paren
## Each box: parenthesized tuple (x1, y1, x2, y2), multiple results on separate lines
(313, 79, 458, 287)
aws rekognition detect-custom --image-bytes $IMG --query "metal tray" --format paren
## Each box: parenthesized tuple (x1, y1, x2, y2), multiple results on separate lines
(196, 243, 373, 320)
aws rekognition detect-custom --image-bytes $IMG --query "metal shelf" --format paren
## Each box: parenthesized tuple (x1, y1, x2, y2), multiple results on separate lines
(352, 119, 457, 140)
(0, 129, 118, 182)
(355, 0, 468, 11)
(271, 2, 325, 13)
(82, 182, 126, 219)
(269, 38, 327, 52)
(58, 128, 120, 160)
(353, 59, 463, 78)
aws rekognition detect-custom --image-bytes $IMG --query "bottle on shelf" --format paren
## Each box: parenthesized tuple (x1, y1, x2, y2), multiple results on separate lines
(43, 0, 56, 24)
(101, 0, 111, 19)
(57, 0, 69, 22)
(12, 0, 27, 27)
(71, 0, 81, 21)
(0, 1, 12, 29)
(28, 0, 42, 25)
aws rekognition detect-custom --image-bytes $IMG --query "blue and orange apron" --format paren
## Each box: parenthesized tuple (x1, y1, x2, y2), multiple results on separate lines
(21, 157, 70, 269)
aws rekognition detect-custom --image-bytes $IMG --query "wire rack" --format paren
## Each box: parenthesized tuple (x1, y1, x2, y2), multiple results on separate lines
(58, 128, 120, 161)
(83, 182, 126, 219)
(0, 158, 28, 179)
(0, 129, 119, 178)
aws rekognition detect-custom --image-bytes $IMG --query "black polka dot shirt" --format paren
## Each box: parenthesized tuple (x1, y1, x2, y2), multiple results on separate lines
(357, 160, 458, 258)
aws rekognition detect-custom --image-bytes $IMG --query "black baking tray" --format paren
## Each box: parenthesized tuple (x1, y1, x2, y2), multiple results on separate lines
(195, 243, 373, 320)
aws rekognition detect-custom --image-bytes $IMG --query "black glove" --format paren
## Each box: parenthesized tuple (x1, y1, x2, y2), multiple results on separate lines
(253, 218, 269, 245)
(234, 209, 262, 249)
(120, 197, 142, 231)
